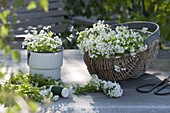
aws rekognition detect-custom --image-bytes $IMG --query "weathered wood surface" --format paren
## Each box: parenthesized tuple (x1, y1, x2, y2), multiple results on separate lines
(8, 0, 67, 40)
(0, 49, 170, 113)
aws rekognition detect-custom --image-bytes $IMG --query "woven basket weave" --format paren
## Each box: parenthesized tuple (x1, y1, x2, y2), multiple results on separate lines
(84, 22, 160, 81)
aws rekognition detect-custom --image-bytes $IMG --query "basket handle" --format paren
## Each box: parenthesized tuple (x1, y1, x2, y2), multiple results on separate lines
(111, 22, 160, 47)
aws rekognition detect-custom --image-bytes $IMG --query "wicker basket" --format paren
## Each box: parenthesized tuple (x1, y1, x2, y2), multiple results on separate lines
(84, 22, 160, 81)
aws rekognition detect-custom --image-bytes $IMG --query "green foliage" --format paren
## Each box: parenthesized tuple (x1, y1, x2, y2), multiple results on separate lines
(73, 74, 123, 98)
(0, 71, 5, 78)
(0, 0, 50, 56)
(0, 39, 3, 49)
(65, 0, 114, 20)
(13, 0, 26, 9)
(27, 101, 39, 113)
(0, 71, 70, 112)
(40, 0, 49, 12)
(65, 0, 170, 41)
(6, 104, 21, 113)
(0, 0, 50, 62)
(0, 92, 38, 113)
(0, 10, 11, 24)
(0, 0, 49, 112)
(27, 0, 49, 12)
(0, 25, 9, 38)
(27, 1, 37, 10)
(74, 84, 100, 95)
(3, 45, 11, 57)
(1, 72, 56, 102)
(11, 50, 21, 62)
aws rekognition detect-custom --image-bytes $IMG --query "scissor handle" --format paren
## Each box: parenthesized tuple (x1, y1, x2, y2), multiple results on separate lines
(154, 81, 170, 95)
(163, 76, 170, 83)
(136, 82, 163, 93)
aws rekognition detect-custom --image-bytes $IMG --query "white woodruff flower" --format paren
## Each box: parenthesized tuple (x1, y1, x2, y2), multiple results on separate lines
(39, 89, 49, 98)
(139, 44, 148, 52)
(114, 65, 121, 72)
(130, 47, 135, 52)
(142, 27, 148, 33)
(75, 21, 148, 58)
(43, 26, 51, 30)
(130, 52, 136, 56)
(24, 30, 29, 33)
(70, 26, 74, 32)
(53, 95, 59, 101)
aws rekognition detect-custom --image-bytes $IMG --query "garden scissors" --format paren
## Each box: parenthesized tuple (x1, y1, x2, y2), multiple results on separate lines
(136, 76, 170, 95)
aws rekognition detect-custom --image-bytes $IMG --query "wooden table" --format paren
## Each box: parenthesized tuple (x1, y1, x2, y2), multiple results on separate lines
(1, 49, 170, 113)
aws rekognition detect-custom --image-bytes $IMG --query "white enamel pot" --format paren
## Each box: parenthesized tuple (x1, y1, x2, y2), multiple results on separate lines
(27, 50, 63, 80)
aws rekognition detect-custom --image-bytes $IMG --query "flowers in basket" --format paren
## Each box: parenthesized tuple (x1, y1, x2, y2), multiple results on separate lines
(22, 26, 63, 53)
(71, 21, 148, 58)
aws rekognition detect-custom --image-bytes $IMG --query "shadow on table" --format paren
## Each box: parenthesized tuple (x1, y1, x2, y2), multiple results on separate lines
(90, 72, 170, 113)
(119, 72, 164, 89)
(38, 97, 75, 113)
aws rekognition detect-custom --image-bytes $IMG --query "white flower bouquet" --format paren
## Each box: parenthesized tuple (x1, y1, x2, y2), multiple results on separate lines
(22, 26, 63, 53)
(70, 21, 160, 81)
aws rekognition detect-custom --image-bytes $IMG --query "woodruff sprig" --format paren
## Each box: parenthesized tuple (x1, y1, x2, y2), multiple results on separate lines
(1, 72, 70, 104)
(74, 74, 123, 98)
(0, 72, 123, 106)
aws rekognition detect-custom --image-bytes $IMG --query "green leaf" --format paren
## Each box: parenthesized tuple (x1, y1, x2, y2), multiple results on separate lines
(40, 0, 49, 12)
(0, 92, 6, 104)
(0, 71, 5, 78)
(4, 94, 16, 107)
(7, 103, 21, 113)
(160, 25, 170, 40)
(165, 25, 170, 41)
(0, 10, 11, 24)
(28, 101, 39, 112)
(27, 1, 37, 10)
(14, 0, 25, 9)
(144, 0, 151, 11)
(4, 45, 11, 57)
(0, 25, 9, 38)
(148, 13, 158, 22)
(126, 0, 133, 9)
(156, 0, 166, 5)
(154, 4, 158, 12)
(0, 39, 3, 50)
(11, 50, 21, 62)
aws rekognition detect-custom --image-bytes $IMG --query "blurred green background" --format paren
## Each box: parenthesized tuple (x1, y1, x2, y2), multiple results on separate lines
(64, 0, 170, 48)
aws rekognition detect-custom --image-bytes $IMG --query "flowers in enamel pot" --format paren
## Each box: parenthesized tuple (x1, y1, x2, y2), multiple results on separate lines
(22, 26, 63, 53)
(22, 26, 63, 80)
